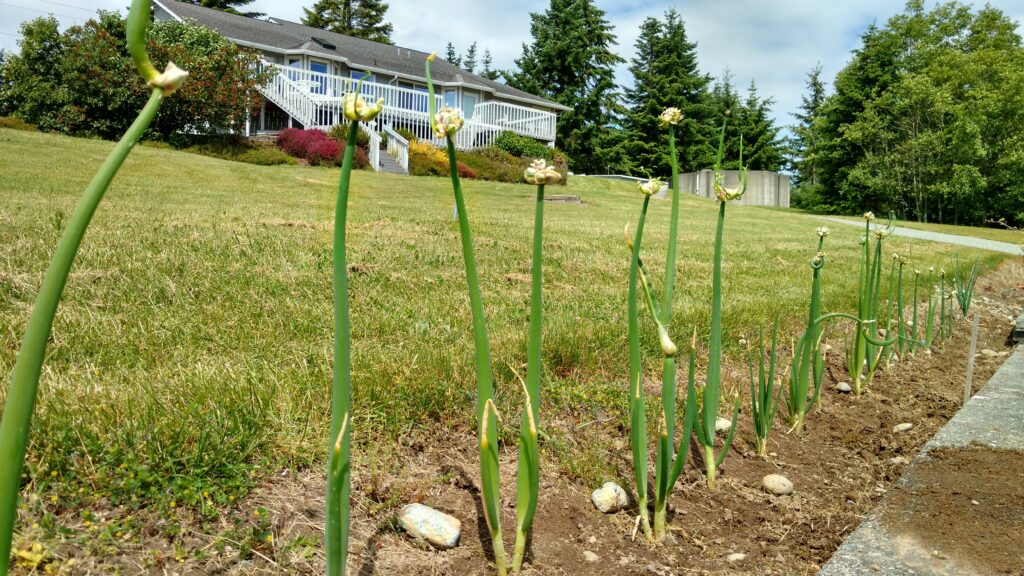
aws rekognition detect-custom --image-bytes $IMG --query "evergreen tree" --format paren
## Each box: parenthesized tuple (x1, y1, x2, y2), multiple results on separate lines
(445, 42, 461, 66)
(187, 0, 264, 17)
(789, 64, 826, 186)
(301, 0, 392, 43)
(736, 80, 783, 171)
(622, 9, 712, 176)
(352, 0, 393, 44)
(463, 42, 478, 73)
(507, 0, 624, 173)
(481, 49, 499, 80)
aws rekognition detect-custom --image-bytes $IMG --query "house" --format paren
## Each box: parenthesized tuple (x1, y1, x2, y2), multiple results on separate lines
(152, 0, 569, 172)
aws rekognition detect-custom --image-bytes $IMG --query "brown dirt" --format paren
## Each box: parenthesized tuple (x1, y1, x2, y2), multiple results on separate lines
(11, 261, 1024, 575)
(878, 445, 1024, 575)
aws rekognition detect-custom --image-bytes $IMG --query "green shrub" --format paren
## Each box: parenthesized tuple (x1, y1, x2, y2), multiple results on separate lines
(175, 134, 298, 166)
(0, 116, 38, 132)
(230, 146, 298, 166)
(396, 126, 417, 142)
(494, 131, 551, 160)
(328, 123, 372, 148)
(458, 150, 521, 183)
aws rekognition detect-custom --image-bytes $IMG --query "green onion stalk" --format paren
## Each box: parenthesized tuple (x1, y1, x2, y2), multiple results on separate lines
(910, 269, 921, 353)
(0, 1, 186, 570)
(749, 321, 781, 456)
(325, 82, 384, 575)
(923, 268, 937, 349)
(786, 228, 829, 434)
(651, 110, 696, 540)
(951, 254, 980, 317)
(427, 54, 506, 575)
(511, 160, 559, 571)
(693, 116, 744, 490)
(937, 269, 948, 341)
(845, 214, 894, 396)
(626, 190, 654, 539)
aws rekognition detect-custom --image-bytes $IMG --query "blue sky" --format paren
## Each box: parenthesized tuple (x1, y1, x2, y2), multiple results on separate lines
(2, 0, 1022, 129)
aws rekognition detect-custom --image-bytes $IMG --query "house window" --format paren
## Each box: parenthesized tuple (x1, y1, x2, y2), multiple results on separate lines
(444, 90, 457, 108)
(461, 93, 478, 120)
(309, 61, 328, 95)
(350, 71, 375, 83)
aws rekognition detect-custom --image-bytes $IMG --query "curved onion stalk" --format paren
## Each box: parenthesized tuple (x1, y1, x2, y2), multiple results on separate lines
(626, 195, 654, 539)
(511, 177, 546, 572)
(0, 1, 185, 570)
(693, 117, 743, 490)
(426, 55, 507, 575)
(786, 231, 827, 433)
(750, 322, 781, 456)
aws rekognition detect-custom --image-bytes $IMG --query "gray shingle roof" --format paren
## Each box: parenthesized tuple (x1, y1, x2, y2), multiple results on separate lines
(155, 0, 569, 111)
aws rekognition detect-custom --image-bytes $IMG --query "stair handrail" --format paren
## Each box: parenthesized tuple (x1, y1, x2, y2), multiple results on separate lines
(382, 124, 409, 172)
(363, 123, 381, 172)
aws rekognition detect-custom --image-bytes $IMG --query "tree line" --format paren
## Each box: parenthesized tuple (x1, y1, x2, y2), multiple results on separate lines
(791, 1, 1024, 226)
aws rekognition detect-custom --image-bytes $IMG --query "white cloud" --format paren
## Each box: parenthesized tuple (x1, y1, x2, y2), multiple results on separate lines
(2, 0, 1022, 129)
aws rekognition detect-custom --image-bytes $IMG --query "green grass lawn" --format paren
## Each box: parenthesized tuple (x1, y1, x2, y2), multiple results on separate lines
(829, 214, 1024, 245)
(0, 128, 1006, 515)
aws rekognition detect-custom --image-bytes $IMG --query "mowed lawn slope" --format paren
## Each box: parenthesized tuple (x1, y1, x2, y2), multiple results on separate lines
(0, 128, 1003, 508)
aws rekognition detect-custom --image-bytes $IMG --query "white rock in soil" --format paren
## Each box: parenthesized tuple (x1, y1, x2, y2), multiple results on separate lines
(397, 503, 461, 550)
(892, 423, 914, 433)
(583, 551, 600, 563)
(762, 474, 794, 496)
(980, 348, 999, 358)
(727, 553, 747, 563)
(591, 481, 628, 513)
(836, 382, 852, 393)
(715, 417, 733, 433)
(890, 456, 909, 465)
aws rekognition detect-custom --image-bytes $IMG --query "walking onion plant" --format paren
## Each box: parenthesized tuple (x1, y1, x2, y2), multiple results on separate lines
(0, 2, 187, 570)
(749, 322, 781, 456)
(692, 116, 744, 490)
(624, 108, 700, 540)
(426, 53, 557, 575)
(845, 213, 897, 395)
(951, 254, 980, 317)
(325, 80, 384, 576)
(786, 227, 829, 433)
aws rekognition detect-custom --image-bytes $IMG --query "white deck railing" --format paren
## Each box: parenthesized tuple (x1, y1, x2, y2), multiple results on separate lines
(474, 100, 557, 142)
(382, 124, 409, 172)
(255, 61, 558, 150)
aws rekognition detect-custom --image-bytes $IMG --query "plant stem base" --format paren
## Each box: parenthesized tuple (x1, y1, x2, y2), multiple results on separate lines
(705, 446, 718, 490)
(492, 531, 508, 576)
(511, 528, 527, 573)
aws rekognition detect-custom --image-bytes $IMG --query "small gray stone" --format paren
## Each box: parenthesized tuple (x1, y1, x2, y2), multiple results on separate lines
(715, 417, 733, 433)
(583, 551, 600, 563)
(727, 553, 746, 563)
(397, 503, 461, 550)
(762, 474, 794, 496)
(591, 481, 628, 513)
(836, 382, 852, 393)
(892, 423, 914, 433)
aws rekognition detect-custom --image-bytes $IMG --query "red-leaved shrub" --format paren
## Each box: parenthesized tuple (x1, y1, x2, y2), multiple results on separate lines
(277, 127, 370, 169)
(307, 138, 341, 166)
(457, 162, 477, 179)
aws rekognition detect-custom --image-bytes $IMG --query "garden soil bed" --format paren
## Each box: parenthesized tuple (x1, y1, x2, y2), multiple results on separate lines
(877, 445, 1024, 575)
(13, 261, 1024, 575)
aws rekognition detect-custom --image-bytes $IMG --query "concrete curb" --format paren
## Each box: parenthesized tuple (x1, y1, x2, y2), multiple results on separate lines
(819, 345, 1024, 575)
